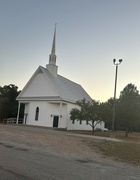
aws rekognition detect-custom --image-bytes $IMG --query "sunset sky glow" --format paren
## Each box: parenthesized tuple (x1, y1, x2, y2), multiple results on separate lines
(1, 0, 140, 102)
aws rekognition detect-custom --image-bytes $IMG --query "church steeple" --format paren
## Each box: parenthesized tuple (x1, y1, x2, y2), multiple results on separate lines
(46, 24, 58, 77)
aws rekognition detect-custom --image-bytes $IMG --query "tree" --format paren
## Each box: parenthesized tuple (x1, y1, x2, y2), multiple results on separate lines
(0, 84, 22, 122)
(99, 98, 114, 130)
(70, 99, 101, 133)
(118, 84, 140, 137)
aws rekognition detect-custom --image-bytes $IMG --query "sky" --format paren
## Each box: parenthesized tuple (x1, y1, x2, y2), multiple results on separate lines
(0, 0, 140, 102)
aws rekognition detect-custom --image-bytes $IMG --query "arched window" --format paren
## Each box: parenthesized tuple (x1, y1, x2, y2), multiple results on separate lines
(35, 107, 39, 121)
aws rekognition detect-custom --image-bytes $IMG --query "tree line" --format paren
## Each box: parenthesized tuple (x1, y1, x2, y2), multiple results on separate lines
(70, 83, 140, 136)
(0, 84, 24, 122)
(1, 83, 140, 136)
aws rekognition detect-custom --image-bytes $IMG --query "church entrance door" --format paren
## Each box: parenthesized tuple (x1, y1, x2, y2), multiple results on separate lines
(53, 116, 59, 127)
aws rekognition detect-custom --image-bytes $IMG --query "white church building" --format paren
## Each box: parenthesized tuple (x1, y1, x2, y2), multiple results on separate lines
(16, 26, 93, 130)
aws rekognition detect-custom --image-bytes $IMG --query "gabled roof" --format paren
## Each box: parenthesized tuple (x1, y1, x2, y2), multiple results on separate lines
(41, 66, 92, 102)
(17, 66, 92, 103)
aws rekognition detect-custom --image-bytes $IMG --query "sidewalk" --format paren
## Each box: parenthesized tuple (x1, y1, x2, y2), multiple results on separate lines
(67, 133, 121, 142)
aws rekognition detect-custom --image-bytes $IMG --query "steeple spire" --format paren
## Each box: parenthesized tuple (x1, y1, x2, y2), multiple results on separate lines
(49, 23, 57, 65)
(46, 24, 58, 77)
(51, 23, 56, 54)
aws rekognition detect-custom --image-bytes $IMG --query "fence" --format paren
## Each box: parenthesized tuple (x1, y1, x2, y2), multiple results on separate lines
(3, 118, 23, 124)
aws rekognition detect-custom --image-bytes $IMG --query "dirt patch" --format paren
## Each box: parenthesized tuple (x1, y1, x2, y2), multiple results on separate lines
(0, 125, 102, 161)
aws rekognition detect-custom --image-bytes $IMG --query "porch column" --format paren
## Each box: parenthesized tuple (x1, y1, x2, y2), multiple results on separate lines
(16, 102, 20, 124)
(59, 102, 62, 126)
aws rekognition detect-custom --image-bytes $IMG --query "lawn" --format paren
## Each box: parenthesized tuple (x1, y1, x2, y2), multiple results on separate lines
(96, 131, 140, 166)
(68, 130, 140, 166)
(97, 140, 140, 166)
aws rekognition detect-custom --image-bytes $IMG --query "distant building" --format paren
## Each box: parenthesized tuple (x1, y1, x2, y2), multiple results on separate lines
(16, 26, 92, 130)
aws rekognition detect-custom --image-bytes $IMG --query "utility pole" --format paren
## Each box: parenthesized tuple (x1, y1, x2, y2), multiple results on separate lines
(112, 59, 122, 136)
